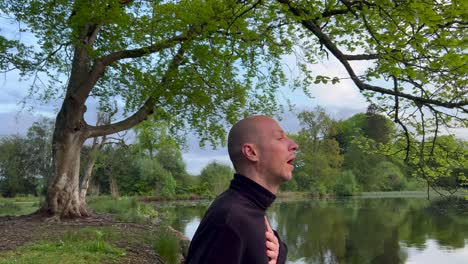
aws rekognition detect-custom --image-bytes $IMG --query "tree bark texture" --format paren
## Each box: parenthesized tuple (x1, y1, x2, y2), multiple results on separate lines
(44, 111, 87, 218)
(79, 111, 112, 214)
(79, 135, 105, 215)
(40, 34, 94, 217)
(109, 175, 119, 199)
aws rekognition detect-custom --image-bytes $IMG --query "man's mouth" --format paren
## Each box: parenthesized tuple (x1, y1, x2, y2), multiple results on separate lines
(287, 157, 295, 165)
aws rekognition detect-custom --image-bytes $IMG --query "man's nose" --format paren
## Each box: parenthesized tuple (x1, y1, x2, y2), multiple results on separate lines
(289, 139, 299, 151)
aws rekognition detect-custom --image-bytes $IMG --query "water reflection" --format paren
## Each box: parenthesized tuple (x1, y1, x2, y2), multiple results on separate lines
(184, 218, 200, 240)
(158, 198, 468, 264)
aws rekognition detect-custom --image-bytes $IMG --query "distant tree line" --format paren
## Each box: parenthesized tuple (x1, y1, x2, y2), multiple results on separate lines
(1, 107, 466, 199)
(282, 105, 467, 196)
(0, 118, 233, 199)
(0, 118, 53, 197)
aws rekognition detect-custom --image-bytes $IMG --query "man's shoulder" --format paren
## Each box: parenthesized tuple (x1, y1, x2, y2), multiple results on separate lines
(205, 190, 263, 230)
(206, 189, 258, 224)
(207, 190, 245, 216)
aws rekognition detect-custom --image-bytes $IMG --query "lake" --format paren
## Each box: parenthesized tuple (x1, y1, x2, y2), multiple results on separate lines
(159, 197, 468, 264)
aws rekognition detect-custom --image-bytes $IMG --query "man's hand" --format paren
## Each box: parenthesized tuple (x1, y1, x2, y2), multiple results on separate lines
(265, 216, 279, 264)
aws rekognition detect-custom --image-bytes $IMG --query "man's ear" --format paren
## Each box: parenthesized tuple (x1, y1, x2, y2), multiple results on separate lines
(241, 143, 259, 162)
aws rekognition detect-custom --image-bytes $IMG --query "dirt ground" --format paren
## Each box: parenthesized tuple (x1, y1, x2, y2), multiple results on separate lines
(0, 213, 181, 264)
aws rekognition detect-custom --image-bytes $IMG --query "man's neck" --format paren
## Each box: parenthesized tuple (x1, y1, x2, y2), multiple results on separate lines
(236, 169, 279, 194)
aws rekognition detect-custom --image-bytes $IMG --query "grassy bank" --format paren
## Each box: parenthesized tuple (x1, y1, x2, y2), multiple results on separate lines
(3, 190, 465, 218)
(0, 201, 39, 216)
(0, 227, 125, 264)
(358, 190, 467, 199)
(88, 196, 160, 223)
(0, 196, 187, 264)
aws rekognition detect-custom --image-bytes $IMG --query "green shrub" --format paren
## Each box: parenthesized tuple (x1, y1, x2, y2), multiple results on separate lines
(405, 178, 425, 191)
(198, 162, 233, 196)
(151, 229, 180, 264)
(370, 161, 407, 191)
(317, 184, 328, 196)
(335, 170, 358, 196)
(88, 196, 158, 223)
(160, 175, 176, 199)
(189, 183, 214, 199)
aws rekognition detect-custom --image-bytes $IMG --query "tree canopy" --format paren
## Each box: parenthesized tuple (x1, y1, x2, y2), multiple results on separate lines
(2, 1, 466, 138)
(0, 0, 466, 217)
(0, 0, 298, 144)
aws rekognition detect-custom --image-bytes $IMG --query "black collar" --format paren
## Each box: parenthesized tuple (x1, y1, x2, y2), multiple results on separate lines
(229, 173, 276, 211)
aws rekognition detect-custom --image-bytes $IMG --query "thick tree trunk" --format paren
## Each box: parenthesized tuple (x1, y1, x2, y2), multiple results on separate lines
(80, 124, 108, 213)
(89, 179, 100, 196)
(79, 142, 99, 215)
(42, 64, 90, 219)
(427, 182, 430, 200)
(44, 129, 87, 218)
(109, 175, 119, 199)
(39, 21, 186, 219)
(79, 158, 95, 210)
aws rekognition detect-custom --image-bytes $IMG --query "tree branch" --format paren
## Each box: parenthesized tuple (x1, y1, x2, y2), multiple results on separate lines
(343, 53, 380, 60)
(227, 0, 263, 30)
(392, 76, 410, 162)
(87, 46, 186, 138)
(96, 24, 201, 68)
(277, 0, 468, 109)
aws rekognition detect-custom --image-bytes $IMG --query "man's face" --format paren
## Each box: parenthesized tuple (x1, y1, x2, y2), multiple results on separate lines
(256, 119, 298, 183)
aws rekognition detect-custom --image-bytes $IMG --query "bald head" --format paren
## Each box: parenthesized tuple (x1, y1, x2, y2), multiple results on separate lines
(228, 115, 277, 171)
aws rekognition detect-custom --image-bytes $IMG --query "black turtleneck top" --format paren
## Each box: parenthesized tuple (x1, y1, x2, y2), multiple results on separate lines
(185, 174, 288, 264)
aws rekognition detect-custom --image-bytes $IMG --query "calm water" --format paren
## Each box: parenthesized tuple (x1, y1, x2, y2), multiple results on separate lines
(159, 198, 468, 264)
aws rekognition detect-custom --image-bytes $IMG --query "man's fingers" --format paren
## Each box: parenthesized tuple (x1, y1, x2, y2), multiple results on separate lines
(264, 216, 273, 232)
(265, 231, 279, 243)
(266, 249, 278, 258)
(265, 217, 279, 264)
(266, 240, 277, 249)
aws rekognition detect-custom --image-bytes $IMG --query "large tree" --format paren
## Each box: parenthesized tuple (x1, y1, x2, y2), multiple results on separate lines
(1, 0, 466, 218)
(293, 108, 343, 192)
(0, 0, 294, 218)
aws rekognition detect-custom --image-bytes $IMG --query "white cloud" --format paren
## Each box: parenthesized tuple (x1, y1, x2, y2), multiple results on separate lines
(183, 152, 231, 175)
(0, 112, 37, 136)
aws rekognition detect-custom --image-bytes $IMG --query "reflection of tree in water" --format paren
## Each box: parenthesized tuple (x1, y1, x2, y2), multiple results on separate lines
(271, 198, 468, 264)
(399, 198, 468, 250)
(272, 200, 351, 263)
(158, 204, 208, 232)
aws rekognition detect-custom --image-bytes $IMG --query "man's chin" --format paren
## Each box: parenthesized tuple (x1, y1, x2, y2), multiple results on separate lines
(281, 173, 293, 182)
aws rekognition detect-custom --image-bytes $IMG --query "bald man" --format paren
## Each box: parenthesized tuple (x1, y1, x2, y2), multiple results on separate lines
(185, 116, 298, 264)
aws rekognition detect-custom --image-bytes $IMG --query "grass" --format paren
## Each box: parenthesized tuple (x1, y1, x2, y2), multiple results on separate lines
(149, 228, 180, 264)
(0, 195, 186, 263)
(358, 190, 467, 198)
(88, 196, 158, 223)
(0, 201, 39, 216)
(0, 196, 40, 203)
(0, 227, 125, 264)
(358, 191, 430, 198)
(0, 196, 41, 216)
(276, 192, 312, 202)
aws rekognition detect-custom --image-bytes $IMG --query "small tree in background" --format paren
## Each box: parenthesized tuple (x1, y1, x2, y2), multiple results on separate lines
(199, 162, 234, 196)
(335, 170, 358, 196)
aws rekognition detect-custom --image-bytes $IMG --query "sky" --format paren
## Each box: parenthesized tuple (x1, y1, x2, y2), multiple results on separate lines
(1, 18, 466, 175)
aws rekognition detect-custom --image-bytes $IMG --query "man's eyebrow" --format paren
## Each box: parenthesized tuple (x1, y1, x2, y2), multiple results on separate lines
(275, 130, 286, 136)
